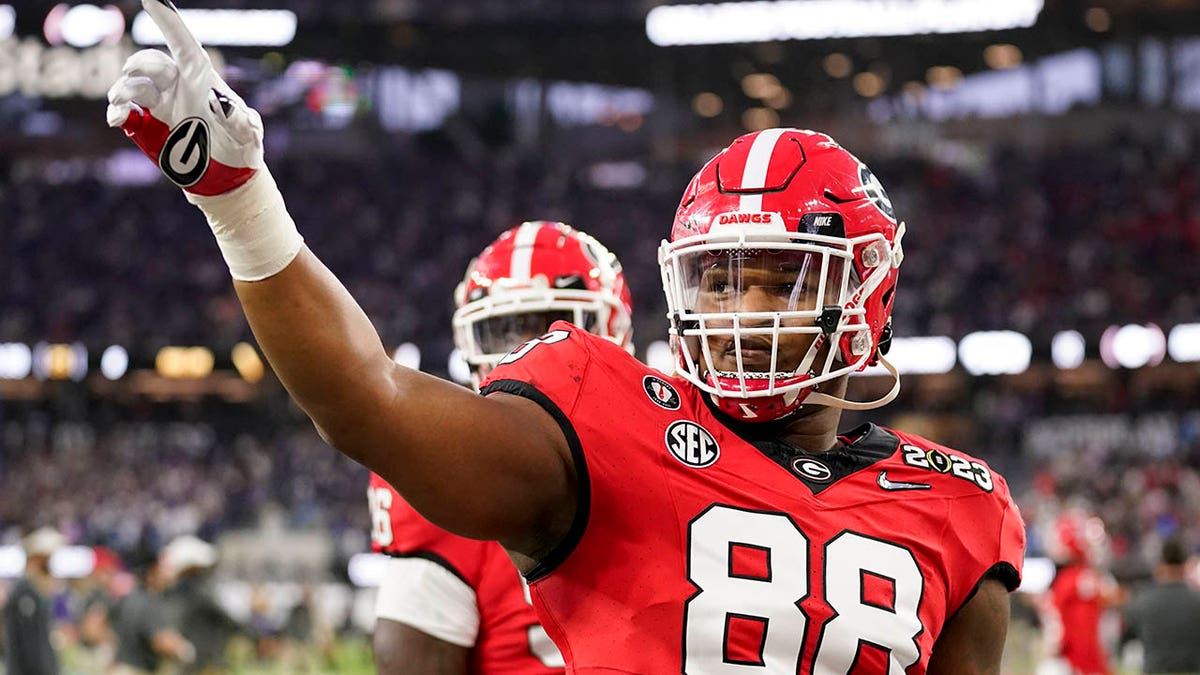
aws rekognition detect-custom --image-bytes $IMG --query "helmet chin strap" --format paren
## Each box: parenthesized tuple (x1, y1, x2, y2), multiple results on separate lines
(803, 355, 900, 411)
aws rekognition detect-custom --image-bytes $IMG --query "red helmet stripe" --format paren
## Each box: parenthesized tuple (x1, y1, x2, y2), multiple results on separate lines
(509, 221, 542, 281)
(737, 128, 789, 212)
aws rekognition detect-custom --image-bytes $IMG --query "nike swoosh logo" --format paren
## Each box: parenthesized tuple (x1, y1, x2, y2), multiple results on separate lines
(877, 471, 931, 491)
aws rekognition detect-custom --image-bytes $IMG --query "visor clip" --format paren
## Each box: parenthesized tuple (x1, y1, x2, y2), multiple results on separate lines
(816, 306, 843, 335)
(672, 313, 699, 334)
(878, 320, 893, 356)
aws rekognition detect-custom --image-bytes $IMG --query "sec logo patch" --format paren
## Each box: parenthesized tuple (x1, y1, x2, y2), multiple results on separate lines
(665, 421, 719, 468)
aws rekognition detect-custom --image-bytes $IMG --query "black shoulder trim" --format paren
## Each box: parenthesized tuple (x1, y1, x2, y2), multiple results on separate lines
(479, 379, 590, 583)
(986, 561, 1022, 593)
(380, 551, 470, 588)
(947, 562, 1023, 623)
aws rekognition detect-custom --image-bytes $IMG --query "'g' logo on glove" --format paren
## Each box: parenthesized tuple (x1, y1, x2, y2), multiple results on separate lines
(107, 0, 264, 196)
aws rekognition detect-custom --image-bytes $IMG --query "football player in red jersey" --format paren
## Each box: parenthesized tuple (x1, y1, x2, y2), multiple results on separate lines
(108, 7, 1025, 672)
(367, 221, 632, 674)
(1038, 511, 1120, 675)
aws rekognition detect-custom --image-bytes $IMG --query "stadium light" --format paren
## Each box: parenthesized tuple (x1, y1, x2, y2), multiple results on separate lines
(231, 342, 265, 383)
(1168, 323, 1200, 363)
(1051, 330, 1086, 369)
(0, 5, 14, 41)
(0, 547, 23, 578)
(32, 342, 87, 381)
(100, 345, 129, 380)
(645, 340, 675, 375)
(859, 336, 957, 376)
(645, 0, 1045, 46)
(392, 343, 422, 371)
(958, 330, 1032, 376)
(0, 343, 32, 380)
(133, 9, 297, 47)
(48, 546, 95, 579)
(44, 4, 125, 48)
(1101, 324, 1166, 369)
(1017, 556, 1054, 594)
(0, 546, 96, 579)
(155, 347, 215, 380)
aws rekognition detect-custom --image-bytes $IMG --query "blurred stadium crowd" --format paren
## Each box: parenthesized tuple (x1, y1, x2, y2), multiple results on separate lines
(5, 124, 1200, 364)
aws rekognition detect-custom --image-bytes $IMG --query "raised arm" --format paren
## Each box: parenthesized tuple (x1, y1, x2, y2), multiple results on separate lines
(106, 0, 574, 555)
(232, 251, 575, 549)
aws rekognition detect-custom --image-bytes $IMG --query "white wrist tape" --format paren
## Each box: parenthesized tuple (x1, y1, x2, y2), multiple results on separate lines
(185, 171, 304, 282)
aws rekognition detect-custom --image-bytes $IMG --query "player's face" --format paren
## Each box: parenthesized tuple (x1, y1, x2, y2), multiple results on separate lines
(691, 250, 840, 374)
(473, 309, 600, 353)
(470, 308, 599, 380)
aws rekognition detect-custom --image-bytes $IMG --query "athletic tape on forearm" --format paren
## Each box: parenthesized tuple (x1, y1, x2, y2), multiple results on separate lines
(185, 171, 304, 282)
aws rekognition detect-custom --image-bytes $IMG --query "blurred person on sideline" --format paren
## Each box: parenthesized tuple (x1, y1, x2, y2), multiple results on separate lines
(3, 527, 65, 675)
(107, 4, 1025, 670)
(77, 546, 127, 671)
(279, 583, 335, 673)
(367, 220, 630, 674)
(110, 549, 195, 675)
(1124, 537, 1200, 674)
(161, 536, 242, 674)
(1039, 510, 1122, 675)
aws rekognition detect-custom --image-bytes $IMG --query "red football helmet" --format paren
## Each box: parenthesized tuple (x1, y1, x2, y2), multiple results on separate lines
(1047, 510, 1110, 567)
(659, 128, 905, 422)
(454, 221, 633, 385)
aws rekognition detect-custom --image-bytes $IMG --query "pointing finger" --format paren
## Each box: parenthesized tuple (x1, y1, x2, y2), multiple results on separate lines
(139, 0, 210, 79)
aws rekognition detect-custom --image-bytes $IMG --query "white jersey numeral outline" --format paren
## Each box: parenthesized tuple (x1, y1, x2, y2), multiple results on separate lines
(685, 504, 924, 674)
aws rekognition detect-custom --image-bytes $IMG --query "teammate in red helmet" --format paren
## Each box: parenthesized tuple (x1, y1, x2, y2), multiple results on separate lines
(368, 221, 631, 674)
(108, 8, 1026, 669)
(1039, 510, 1121, 675)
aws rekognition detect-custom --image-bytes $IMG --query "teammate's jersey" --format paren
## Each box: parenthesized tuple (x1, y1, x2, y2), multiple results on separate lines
(367, 474, 565, 674)
(481, 323, 1026, 674)
(1043, 564, 1113, 675)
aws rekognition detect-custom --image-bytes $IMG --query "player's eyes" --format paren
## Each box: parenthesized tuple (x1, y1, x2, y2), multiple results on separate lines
(702, 273, 730, 294)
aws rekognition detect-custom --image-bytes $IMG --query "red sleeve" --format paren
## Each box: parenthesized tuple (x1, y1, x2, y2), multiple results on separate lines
(368, 472, 489, 585)
(942, 468, 1026, 613)
(996, 477, 1027, 588)
(478, 321, 594, 418)
(478, 321, 594, 582)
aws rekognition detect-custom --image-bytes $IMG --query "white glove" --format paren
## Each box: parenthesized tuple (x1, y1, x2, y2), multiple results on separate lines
(107, 0, 302, 280)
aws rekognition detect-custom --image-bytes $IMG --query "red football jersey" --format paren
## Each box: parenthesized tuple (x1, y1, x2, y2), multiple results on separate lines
(1043, 564, 1112, 675)
(481, 323, 1026, 674)
(367, 474, 564, 674)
